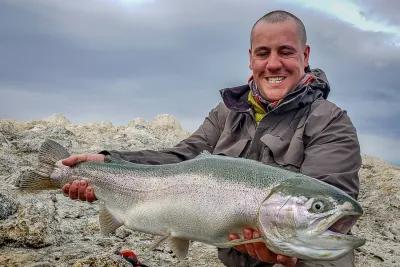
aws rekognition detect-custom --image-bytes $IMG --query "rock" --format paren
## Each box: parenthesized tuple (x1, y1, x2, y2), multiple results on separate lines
(0, 197, 57, 248)
(115, 227, 132, 239)
(0, 193, 18, 220)
(72, 254, 131, 267)
(0, 132, 10, 145)
(43, 114, 71, 126)
(0, 250, 37, 266)
(0, 120, 18, 136)
(151, 114, 183, 132)
(127, 118, 148, 129)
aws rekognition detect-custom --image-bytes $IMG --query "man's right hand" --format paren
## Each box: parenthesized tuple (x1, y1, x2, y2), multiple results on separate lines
(61, 154, 105, 202)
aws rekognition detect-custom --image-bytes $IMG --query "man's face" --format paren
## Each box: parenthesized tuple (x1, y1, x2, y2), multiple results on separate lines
(249, 20, 310, 102)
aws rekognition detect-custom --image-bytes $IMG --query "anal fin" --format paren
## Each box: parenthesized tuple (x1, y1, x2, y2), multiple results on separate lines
(99, 205, 123, 235)
(168, 237, 190, 259)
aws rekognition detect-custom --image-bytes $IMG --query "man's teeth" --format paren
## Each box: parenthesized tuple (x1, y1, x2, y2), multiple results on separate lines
(267, 77, 285, 84)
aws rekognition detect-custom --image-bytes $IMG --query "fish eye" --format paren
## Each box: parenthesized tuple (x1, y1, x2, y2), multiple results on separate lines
(311, 200, 325, 213)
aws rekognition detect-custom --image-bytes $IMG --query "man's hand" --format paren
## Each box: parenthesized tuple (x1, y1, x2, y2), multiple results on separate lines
(62, 153, 105, 167)
(61, 154, 105, 202)
(229, 228, 297, 267)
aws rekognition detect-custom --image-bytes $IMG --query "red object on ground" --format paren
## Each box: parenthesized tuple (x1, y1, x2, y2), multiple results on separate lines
(120, 249, 138, 260)
(119, 248, 149, 267)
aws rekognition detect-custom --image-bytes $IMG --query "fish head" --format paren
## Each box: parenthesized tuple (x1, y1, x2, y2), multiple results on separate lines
(257, 178, 365, 260)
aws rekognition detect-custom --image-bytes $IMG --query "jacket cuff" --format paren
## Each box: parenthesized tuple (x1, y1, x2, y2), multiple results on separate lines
(98, 150, 111, 156)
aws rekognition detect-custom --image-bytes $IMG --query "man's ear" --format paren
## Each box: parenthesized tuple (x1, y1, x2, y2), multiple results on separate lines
(303, 45, 310, 69)
(248, 48, 253, 70)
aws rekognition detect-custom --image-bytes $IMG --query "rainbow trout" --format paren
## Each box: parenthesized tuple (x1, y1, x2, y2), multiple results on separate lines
(20, 140, 365, 260)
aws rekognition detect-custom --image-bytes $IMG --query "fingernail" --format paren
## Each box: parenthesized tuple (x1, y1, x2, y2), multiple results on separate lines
(253, 231, 260, 238)
(244, 229, 252, 238)
(80, 180, 86, 186)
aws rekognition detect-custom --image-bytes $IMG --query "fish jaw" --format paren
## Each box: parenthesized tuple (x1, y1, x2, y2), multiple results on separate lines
(294, 199, 365, 260)
(288, 211, 365, 260)
(258, 189, 365, 260)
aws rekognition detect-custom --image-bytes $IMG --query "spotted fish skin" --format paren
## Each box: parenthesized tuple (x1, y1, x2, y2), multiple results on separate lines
(20, 139, 365, 260)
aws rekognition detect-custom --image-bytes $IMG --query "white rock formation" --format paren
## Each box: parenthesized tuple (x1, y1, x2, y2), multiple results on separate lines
(0, 114, 399, 266)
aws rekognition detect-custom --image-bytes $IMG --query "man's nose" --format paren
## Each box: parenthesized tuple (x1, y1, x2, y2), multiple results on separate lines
(266, 53, 282, 72)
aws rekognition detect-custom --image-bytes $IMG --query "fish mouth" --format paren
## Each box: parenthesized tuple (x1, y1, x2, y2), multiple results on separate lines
(320, 212, 365, 247)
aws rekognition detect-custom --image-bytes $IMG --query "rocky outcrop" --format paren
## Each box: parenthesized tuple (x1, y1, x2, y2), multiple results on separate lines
(0, 193, 17, 221)
(0, 114, 399, 266)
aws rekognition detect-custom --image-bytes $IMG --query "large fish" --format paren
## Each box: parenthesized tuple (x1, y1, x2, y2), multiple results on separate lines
(20, 140, 365, 260)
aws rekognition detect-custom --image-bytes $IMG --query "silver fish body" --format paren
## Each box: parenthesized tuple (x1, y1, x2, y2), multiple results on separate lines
(20, 140, 365, 260)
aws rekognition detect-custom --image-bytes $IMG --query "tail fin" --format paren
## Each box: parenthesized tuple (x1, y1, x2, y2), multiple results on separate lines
(19, 139, 70, 190)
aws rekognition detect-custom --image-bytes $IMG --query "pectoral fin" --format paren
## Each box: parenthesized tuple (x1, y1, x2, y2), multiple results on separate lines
(217, 237, 265, 247)
(168, 237, 190, 259)
(99, 205, 123, 235)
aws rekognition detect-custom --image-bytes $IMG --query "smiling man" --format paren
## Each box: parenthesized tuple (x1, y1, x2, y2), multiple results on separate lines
(249, 15, 309, 103)
(62, 10, 361, 267)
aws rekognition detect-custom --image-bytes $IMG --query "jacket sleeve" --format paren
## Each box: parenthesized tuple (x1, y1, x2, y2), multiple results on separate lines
(301, 101, 361, 199)
(101, 102, 228, 165)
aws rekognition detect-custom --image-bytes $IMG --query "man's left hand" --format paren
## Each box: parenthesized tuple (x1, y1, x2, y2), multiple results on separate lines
(229, 228, 297, 267)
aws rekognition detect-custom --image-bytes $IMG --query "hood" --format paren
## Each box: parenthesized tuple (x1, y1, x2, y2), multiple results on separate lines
(220, 68, 331, 113)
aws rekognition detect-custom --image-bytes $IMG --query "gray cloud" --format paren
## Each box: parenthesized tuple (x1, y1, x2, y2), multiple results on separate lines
(0, 0, 399, 163)
(356, 0, 400, 25)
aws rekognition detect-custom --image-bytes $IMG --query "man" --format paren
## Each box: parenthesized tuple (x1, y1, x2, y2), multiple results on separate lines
(62, 10, 361, 267)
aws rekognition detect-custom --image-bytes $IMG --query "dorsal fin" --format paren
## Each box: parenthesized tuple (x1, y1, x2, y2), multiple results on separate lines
(195, 150, 212, 159)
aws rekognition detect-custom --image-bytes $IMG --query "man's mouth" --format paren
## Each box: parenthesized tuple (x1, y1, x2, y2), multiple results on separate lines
(266, 76, 286, 84)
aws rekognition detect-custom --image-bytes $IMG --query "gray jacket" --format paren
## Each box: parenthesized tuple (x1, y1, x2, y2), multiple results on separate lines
(104, 69, 361, 267)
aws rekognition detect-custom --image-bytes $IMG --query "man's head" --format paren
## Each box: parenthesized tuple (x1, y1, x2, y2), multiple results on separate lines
(249, 10, 310, 102)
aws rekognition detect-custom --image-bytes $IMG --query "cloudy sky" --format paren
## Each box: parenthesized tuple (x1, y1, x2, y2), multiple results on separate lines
(0, 0, 399, 164)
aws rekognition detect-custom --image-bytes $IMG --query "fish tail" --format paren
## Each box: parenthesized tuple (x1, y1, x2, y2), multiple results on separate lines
(19, 139, 70, 190)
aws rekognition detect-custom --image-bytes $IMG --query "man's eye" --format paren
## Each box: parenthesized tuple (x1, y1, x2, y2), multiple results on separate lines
(281, 50, 294, 56)
(256, 52, 268, 57)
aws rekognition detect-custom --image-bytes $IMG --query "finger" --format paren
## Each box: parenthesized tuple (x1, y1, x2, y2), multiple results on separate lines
(69, 180, 79, 200)
(62, 183, 70, 197)
(62, 154, 88, 167)
(78, 180, 88, 201)
(229, 233, 246, 254)
(277, 254, 297, 267)
(228, 233, 239, 241)
(85, 186, 97, 203)
(243, 228, 257, 258)
(252, 230, 277, 263)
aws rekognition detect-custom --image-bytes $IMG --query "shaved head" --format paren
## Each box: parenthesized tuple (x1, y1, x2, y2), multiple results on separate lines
(250, 10, 307, 48)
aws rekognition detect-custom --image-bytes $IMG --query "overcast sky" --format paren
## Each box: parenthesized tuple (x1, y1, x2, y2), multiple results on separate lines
(0, 0, 399, 164)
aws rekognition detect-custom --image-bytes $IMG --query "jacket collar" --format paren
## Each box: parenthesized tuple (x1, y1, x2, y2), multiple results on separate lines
(220, 68, 330, 113)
